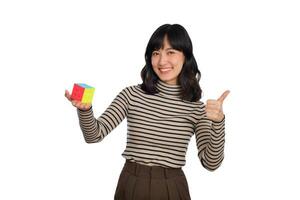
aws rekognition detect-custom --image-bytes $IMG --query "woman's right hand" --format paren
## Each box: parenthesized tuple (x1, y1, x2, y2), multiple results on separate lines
(65, 90, 92, 111)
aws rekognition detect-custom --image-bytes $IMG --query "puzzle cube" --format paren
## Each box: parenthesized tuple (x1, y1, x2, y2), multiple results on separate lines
(71, 83, 95, 104)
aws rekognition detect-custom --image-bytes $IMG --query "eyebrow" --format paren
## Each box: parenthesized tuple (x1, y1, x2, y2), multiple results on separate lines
(153, 48, 175, 51)
(152, 47, 176, 52)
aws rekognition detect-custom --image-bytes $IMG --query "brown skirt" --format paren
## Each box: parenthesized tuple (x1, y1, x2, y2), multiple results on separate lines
(114, 159, 191, 200)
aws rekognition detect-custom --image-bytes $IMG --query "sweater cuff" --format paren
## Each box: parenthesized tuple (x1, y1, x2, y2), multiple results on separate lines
(77, 106, 93, 117)
(211, 115, 225, 133)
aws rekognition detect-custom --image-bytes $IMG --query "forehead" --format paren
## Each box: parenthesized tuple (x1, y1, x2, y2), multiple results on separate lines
(156, 36, 172, 50)
(162, 37, 172, 48)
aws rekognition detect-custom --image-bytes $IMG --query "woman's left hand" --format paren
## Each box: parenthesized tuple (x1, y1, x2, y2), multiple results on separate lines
(205, 90, 230, 122)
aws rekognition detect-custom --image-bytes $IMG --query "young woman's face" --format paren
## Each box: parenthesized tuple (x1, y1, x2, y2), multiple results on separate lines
(151, 37, 185, 85)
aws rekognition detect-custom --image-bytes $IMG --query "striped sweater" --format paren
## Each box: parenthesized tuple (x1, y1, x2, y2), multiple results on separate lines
(77, 80, 225, 170)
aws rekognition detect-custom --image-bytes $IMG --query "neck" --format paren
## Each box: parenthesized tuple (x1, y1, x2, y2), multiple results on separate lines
(156, 79, 181, 97)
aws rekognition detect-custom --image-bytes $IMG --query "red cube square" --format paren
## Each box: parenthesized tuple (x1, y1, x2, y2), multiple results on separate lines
(70, 83, 84, 101)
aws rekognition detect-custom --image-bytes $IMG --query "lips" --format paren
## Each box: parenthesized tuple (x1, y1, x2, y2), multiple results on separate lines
(159, 67, 172, 73)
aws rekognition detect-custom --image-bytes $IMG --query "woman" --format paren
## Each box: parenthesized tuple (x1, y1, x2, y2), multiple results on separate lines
(65, 24, 229, 200)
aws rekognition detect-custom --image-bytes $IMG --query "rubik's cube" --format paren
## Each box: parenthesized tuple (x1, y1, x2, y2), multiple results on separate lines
(71, 83, 95, 104)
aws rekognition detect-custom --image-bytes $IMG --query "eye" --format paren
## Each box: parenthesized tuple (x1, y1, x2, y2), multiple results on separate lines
(152, 51, 159, 56)
(167, 50, 176, 55)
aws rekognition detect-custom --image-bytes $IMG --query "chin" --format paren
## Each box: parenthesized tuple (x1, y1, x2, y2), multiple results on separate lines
(159, 77, 177, 84)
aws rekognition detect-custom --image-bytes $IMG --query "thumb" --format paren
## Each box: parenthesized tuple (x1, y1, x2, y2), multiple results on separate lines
(65, 90, 72, 101)
(217, 90, 230, 103)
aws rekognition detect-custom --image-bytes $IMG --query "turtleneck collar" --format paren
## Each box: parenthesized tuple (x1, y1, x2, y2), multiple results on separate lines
(156, 79, 182, 97)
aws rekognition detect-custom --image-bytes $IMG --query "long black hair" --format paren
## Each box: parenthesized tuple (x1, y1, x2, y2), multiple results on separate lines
(140, 24, 202, 102)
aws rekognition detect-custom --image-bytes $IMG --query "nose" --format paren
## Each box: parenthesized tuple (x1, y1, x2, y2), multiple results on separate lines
(158, 53, 167, 66)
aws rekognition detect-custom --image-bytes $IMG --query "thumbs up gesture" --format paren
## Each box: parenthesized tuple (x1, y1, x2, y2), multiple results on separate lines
(205, 90, 230, 122)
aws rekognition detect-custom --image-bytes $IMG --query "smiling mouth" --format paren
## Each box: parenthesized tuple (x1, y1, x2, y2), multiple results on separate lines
(159, 68, 172, 73)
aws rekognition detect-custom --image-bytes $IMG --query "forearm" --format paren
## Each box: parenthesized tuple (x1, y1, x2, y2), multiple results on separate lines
(77, 106, 102, 143)
(199, 116, 225, 171)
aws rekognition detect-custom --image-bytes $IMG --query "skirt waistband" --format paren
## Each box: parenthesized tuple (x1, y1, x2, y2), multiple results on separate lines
(123, 160, 184, 179)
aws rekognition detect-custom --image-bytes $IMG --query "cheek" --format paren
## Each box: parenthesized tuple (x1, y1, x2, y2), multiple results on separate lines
(151, 58, 158, 68)
(177, 58, 185, 70)
(172, 55, 184, 67)
(173, 60, 184, 69)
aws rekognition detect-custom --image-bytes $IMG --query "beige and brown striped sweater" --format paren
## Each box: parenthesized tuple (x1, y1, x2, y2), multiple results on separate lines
(77, 80, 225, 170)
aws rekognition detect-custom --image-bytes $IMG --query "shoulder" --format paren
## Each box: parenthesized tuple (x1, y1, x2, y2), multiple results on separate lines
(183, 99, 205, 108)
(119, 83, 144, 96)
(196, 100, 206, 111)
(187, 99, 206, 119)
(127, 83, 145, 93)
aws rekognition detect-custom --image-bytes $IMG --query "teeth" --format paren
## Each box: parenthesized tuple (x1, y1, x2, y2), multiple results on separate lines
(160, 68, 172, 72)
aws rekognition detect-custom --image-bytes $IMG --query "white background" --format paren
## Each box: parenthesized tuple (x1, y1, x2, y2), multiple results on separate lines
(1, 0, 299, 199)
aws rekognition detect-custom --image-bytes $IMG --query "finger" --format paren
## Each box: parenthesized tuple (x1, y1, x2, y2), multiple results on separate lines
(78, 104, 85, 110)
(206, 100, 221, 110)
(65, 90, 72, 101)
(84, 104, 90, 110)
(72, 100, 79, 107)
(81, 103, 88, 110)
(76, 102, 84, 108)
(206, 99, 218, 105)
(206, 104, 221, 111)
(217, 90, 230, 103)
(206, 104, 222, 112)
(85, 103, 91, 109)
(80, 103, 91, 110)
(77, 102, 89, 110)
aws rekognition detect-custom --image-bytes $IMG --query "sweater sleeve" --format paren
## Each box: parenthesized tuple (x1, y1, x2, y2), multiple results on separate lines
(195, 107, 225, 171)
(76, 87, 130, 143)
